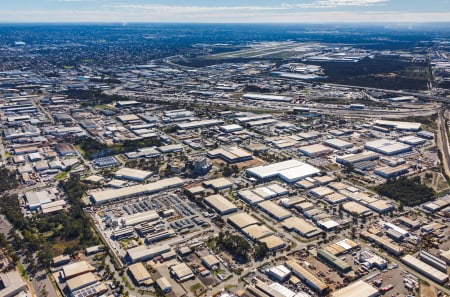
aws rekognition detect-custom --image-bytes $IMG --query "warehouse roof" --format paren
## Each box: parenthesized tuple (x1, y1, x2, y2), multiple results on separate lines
(342, 202, 372, 216)
(115, 167, 152, 181)
(120, 210, 159, 226)
(365, 139, 411, 155)
(324, 138, 353, 149)
(260, 235, 285, 251)
(374, 120, 421, 131)
(171, 263, 194, 281)
(258, 200, 292, 221)
(402, 255, 449, 284)
(128, 262, 151, 283)
(90, 177, 184, 204)
(205, 194, 237, 215)
(282, 217, 320, 236)
(62, 261, 95, 279)
(242, 224, 274, 240)
(285, 260, 329, 292)
(66, 272, 97, 292)
(203, 177, 233, 190)
(332, 280, 379, 297)
(202, 255, 220, 268)
(246, 159, 320, 183)
(227, 213, 260, 229)
(298, 144, 333, 156)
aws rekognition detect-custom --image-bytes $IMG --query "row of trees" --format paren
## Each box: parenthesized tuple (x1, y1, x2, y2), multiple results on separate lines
(0, 167, 18, 192)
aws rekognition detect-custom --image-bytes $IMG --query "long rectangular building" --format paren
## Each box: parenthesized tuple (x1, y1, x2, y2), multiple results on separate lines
(90, 177, 184, 204)
(285, 260, 329, 294)
(204, 194, 237, 215)
(402, 255, 449, 285)
(246, 159, 320, 183)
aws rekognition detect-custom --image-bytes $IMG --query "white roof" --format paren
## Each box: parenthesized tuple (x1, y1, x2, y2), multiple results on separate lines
(247, 159, 320, 183)
(332, 280, 379, 297)
(115, 167, 152, 181)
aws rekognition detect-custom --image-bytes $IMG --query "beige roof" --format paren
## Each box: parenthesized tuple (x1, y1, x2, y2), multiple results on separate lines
(128, 263, 151, 283)
(258, 200, 292, 220)
(332, 280, 379, 297)
(342, 201, 372, 216)
(203, 177, 233, 189)
(62, 261, 95, 279)
(242, 224, 274, 240)
(282, 217, 319, 236)
(260, 235, 285, 250)
(202, 254, 220, 267)
(205, 194, 237, 214)
(66, 272, 97, 292)
(227, 213, 259, 229)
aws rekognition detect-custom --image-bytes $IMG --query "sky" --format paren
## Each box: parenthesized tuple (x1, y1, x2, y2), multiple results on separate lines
(1, 0, 450, 23)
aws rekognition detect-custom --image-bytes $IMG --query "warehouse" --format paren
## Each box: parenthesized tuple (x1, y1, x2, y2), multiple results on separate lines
(242, 224, 274, 240)
(402, 255, 449, 285)
(157, 144, 184, 154)
(128, 262, 152, 286)
(267, 265, 291, 282)
(119, 210, 159, 227)
(220, 124, 243, 133)
(176, 119, 224, 130)
(117, 114, 140, 123)
(336, 152, 379, 165)
(238, 189, 264, 205)
(238, 184, 288, 205)
(366, 200, 394, 213)
(359, 250, 387, 269)
(260, 235, 286, 251)
(25, 189, 55, 210)
(419, 251, 447, 273)
(201, 254, 221, 270)
(398, 135, 427, 146)
(126, 244, 171, 263)
(115, 167, 152, 182)
(281, 217, 322, 238)
(204, 194, 237, 215)
(374, 120, 421, 131)
(324, 139, 353, 150)
(170, 263, 194, 282)
(309, 186, 335, 198)
(317, 249, 351, 273)
(280, 196, 306, 208)
(53, 254, 71, 267)
(246, 159, 320, 183)
(324, 192, 348, 205)
(242, 93, 293, 102)
(258, 201, 292, 221)
(156, 277, 172, 293)
(342, 202, 373, 217)
(203, 177, 233, 191)
(0, 270, 28, 297)
(207, 146, 253, 163)
(360, 231, 404, 256)
(298, 144, 333, 157)
(227, 213, 260, 230)
(285, 260, 329, 294)
(332, 280, 379, 297)
(365, 139, 411, 155)
(62, 261, 95, 279)
(90, 177, 184, 204)
(417, 130, 434, 139)
(374, 164, 409, 178)
(324, 239, 359, 256)
(66, 272, 97, 292)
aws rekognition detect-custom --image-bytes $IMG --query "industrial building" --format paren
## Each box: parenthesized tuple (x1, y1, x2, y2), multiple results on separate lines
(360, 231, 404, 256)
(298, 144, 333, 157)
(398, 135, 427, 146)
(170, 263, 194, 282)
(285, 259, 329, 294)
(317, 249, 352, 273)
(90, 177, 184, 204)
(203, 177, 233, 191)
(119, 210, 159, 227)
(374, 165, 409, 178)
(365, 139, 411, 156)
(324, 138, 353, 150)
(0, 270, 28, 297)
(201, 254, 220, 270)
(176, 119, 224, 130)
(323, 239, 359, 256)
(62, 261, 95, 280)
(402, 255, 449, 285)
(419, 251, 447, 273)
(128, 262, 153, 286)
(259, 235, 286, 251)
(246, 159, 320, 183)
(227, 212, 260, 230)
(281, 217, 322, 238)
(242, 93, 293, 102)
(114, 167, 152, 182)
(204, 194, 238, 215)
(332, 280, 379, 297)
(126, 244, 171, 263)
(156, 277, 172, 293)
(238, 184, 288, 205)
(267, 265, 291, 282)
(66, 272, 97, 293)
(220, 124, 243, 133)
(258, 200, 292, 221)
(374, 120, 421, 131)
(336, 152, 379, 165)
(342, 202, 373, 217)
(242, 224, 274, 240)
(207, 146, 253, 163)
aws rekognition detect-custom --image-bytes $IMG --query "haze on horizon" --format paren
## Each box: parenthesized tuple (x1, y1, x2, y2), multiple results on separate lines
(1, 0, 450, 24)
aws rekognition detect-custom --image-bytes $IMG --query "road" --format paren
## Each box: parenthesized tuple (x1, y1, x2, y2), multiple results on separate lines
(437, 107, 450, 177)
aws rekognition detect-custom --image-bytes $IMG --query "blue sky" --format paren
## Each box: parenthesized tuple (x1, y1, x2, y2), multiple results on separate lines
(1, 0, 450, 23)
